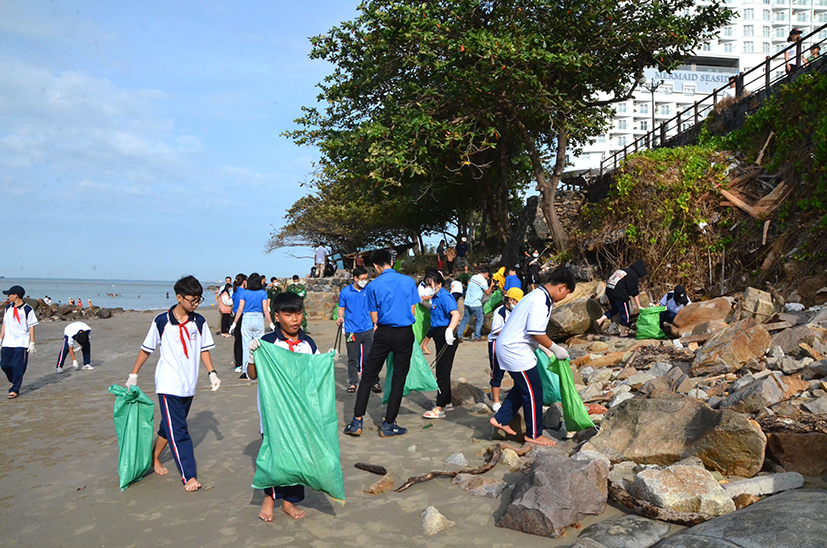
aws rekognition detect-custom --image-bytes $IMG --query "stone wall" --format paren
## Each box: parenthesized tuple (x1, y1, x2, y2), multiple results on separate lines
(531, 190, 586, 242)
(303, 276, 351, 321)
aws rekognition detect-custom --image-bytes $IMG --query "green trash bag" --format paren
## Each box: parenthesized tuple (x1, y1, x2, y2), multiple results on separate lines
(547, 357, 595, 432)
(636, 305, 667, 340)
(251, 344, 345, 503)
(382, 342, 439, 404)
(483, 290, 504, 315)
(533, 349, 562, 405)
(412, 303, 431, 344)
(108, 384, 155, 491)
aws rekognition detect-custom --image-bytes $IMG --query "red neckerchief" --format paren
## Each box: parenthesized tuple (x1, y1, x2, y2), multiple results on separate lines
(284, 339, 302, 352)
(13, 306, 20, 323)
(174, 313, 190, 358)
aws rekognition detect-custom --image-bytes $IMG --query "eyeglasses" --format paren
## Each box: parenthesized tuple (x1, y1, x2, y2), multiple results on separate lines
(185, 296, 205, 305)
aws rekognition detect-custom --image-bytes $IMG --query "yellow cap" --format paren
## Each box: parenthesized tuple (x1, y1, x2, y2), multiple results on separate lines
(505, 287, 524, 302)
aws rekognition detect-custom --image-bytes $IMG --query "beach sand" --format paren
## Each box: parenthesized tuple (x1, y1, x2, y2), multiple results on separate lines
(0, 310, 636, 547)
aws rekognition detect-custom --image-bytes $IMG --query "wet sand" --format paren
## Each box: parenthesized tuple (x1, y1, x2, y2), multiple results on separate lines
(0, 310, 631, 547)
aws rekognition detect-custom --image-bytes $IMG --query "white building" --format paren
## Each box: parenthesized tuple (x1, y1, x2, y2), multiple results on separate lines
(571, 0, 827, 172)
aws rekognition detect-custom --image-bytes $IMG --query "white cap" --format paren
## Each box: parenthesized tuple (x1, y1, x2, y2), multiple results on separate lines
(461, 237, 467, 242)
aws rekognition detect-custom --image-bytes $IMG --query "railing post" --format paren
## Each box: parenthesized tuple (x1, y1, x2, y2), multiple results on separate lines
(634, 137, 639, 153)
(613, 154, 617, 170)
(735, 72, 744, 98)
(676, 111, 682, 135)
(796, 39, 803, 71)
(694, 101, 699, 124)
(765, 55, 771, 88)
(713, 88, 718, 105)
(660, 122, 666, 146)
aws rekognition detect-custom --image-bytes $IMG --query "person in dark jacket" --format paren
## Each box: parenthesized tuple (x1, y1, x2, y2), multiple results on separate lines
(596, 260, 647, 337)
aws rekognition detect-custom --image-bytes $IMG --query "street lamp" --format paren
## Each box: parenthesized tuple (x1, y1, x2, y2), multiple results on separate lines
(641, 78, 664, 146)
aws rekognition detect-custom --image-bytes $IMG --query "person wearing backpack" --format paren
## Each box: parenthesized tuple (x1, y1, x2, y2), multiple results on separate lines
(596, 260, 647, 337)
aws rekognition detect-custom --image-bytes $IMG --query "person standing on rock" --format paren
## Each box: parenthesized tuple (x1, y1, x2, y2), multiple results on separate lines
(1, 285, 38, 399)
(455, 237, 469, 274)
(314, 243, 328, 278)
(596, 259, 647, 337)
(55, 321, 93, 372)
(344, 249, 420, 438)
(336, 266, 377, 394)
(489, 267, 575, 447)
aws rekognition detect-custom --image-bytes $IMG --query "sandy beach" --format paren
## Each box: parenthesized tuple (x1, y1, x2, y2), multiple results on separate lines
(0, 310, 640, 548)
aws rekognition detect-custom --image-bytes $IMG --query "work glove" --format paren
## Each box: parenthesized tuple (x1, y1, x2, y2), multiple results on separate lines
(209, 371, 221, 392)
(126, 374, 138, 392)
(445, 329, 456, 346)
(28, 341, 36, 354)
(550, 342, 570, 361)
(248, 338, 260, 365)
(269, 322, 276, 331)
(228, 323, 236, 335)
(72, 359, 78, 368)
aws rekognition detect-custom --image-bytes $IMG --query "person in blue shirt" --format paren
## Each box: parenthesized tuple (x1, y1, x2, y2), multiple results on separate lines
(231, 273, 247, 374)
(344, 249, 420, 438)
(458, 267, 495, 341)
(503, 266, 521, 293)
(421, 271, 460, 419)
(230, 272, 271, 379)
(336, 266, 378, 393)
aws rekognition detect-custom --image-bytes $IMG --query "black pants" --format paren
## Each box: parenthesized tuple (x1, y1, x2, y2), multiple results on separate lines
(659, 310, 677, 332)
(432, 326, 458, 408)
(345, 329, 374, 387)
(220, 312, 232, 334)
(233, 313, 243, 367)
(353, 325, 414, 424)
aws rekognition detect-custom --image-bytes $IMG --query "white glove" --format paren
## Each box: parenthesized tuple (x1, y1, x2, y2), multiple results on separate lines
(445, 329, 456, 346)
(549, 342, 570, 361)
(72, 359, 78, 368)
(209, 371, 221, 392)
(269, 322, 276, 331)
(28, 341, 36, 354)
(250, 339, 261, 352)
(228, 323, 236, 335)
(126, 373, 138, 391)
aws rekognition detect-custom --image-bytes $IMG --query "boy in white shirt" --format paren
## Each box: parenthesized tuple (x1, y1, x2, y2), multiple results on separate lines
(487, 287, 523, 412)
(125, 276, 220, 492)
(1, 285, 38, 399)
(55, 321, 93, 372)
(490, 268, 575, 447)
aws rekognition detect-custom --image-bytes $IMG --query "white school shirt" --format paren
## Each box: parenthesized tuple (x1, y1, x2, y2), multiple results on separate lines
(141, 308, 215, 397)
(487, 304, 511, 342)
(450, 280, 463, 294)
(64, 321, 91, 343)
(2, 303, 38, 348)
(495, 286, 553, 372)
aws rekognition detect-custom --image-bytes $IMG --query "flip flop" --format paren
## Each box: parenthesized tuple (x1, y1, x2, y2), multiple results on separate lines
(347, 385, 357, 393)
(371, 383, 382, 393)
(8, 392, 18, 399)
(422, 408, 445, 419)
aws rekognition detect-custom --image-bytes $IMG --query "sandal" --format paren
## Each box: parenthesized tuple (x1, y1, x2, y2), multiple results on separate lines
(371, 383, 382, 393)
(347, 385, 357, 393)
(422, 408, 445, 419)
(7, 392, 18, 399)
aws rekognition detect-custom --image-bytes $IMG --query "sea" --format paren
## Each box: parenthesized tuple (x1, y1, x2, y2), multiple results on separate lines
(0, 278, 223, 311)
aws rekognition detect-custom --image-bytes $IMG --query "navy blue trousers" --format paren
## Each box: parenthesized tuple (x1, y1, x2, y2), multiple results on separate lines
(266, 485, 305, 503)
(56, 335, 91, 369)
(1, 347, 28, 394)
(488, 340, 504, 388)
(492, 366, 544, 439)
(157, 394, 197, 483)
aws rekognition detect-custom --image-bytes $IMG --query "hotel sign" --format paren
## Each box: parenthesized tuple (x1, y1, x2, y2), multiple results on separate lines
(644, 68, 736, 95)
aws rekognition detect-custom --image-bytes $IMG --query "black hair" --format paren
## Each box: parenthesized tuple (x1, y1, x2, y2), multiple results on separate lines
(543, 267, 576, 292)
(247, 272, 262, 291)
(370, 248, 392, 267)
(220, 283, 231, 294)
(233, 273, 247, 292)
(423, 270, 444, 287)
(353, 265, 368, 277)
(476, 266, 491, 275)
(174, 275, 203, 297)
(74, 330, 90, 346)
(292, 274, 300, 281)
(272, 291, 303, 314)
(270, 277, 277, 282)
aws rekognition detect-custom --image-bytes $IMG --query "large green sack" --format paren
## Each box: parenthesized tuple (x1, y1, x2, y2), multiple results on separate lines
(251, 344, 345, 503)
(108, 384, 155, 491)
(533, 349, 562, 405)
(412, 303, 431, 344)
(636, 305, 667, 340)
(483, 290, 504, 315)
(547, 357, 595, 432)
(382, 342, 439, 404)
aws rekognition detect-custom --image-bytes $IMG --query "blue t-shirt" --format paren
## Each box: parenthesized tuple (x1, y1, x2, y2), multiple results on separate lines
(232, 288, 243, 314)
(504, 274, 521, 292)
(240, 288, 267, 314)
(338, 283, 373, 333)
(429, 288, 458, 328)
(464, 274, 488, 308)
(365, 268, 419, 327)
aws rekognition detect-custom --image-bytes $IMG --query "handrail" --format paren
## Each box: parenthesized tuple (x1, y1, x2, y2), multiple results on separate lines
(599, 22, 827, 177)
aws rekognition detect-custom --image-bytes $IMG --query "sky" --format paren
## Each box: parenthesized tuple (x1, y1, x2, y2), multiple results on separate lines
(0, 0, 362, 282)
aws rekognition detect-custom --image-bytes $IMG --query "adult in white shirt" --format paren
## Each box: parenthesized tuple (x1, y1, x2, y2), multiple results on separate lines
(314, 244, 328, 278)
(457, 268, 495, 341)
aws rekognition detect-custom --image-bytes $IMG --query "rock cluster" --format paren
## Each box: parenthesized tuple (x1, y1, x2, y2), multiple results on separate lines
(30, 299, 123, 322)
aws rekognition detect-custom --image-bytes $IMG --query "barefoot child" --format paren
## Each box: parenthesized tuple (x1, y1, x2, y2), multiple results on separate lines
(490, 267, 575, 447)
(487, 287, 523, 412)
(248, 291, 318, 521)
(125, 276, 220, 492)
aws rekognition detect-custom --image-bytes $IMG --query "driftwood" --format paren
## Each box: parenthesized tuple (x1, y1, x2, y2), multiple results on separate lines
(757, 414, 827, 434)
(756, 132, 774, 166)
(608, 482, 707, 526)
(395, 444, 503, 493)
(354, 463, 388, 476)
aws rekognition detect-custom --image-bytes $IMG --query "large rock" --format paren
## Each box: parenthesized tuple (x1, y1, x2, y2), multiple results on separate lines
(691, 318, 772, 376)
(721, 472, 804, 497)
(547, 297, 604, 338)
(451, 474, 507, 498)
(772, 325, 819, 356)
(742, 287, 776, 322)
(671, 297, 733, 338)
(497, 448, 609, 537)
(719, 373, 785, 414)
(571, 515, 671, 548)
(765, 431, 827, 476)
(589, 391, 766, 477)
(653, 490, 827, 547)
(631, 459, 735, 519)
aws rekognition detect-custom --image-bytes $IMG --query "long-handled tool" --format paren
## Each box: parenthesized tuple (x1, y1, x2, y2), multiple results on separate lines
(332, 324, 342, 358)
(337, 325, 344, 356)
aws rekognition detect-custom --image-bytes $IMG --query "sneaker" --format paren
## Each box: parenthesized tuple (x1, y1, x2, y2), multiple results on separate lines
(444, 403, 454, 411)
(379, 421, 407, 437)
(234, 366, 242, 373)
(56, 367, 64, 374)
(492, 402, 502, 412)
(82, 364, 95, 371)
(344, 417, 362, 436)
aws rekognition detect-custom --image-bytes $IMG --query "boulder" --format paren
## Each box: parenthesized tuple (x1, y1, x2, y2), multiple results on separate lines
(721, 472, 804, 497)
(451, 381, 485, 406)
(589, 391, 766, 477)
(420, 506, 454, 535)
(772, 325, 818, 356)
(451, 474, 507, 498)
(630, 460, 735, 519)
(719, 373, 785, 414)
(671, 297, 733, 338)
(691, 318, 772, 376)
(497, 448, 609, 537)
(499, 448, 523, 469)
(571, 515, 671, 548)
(800, 359, 827, 380)
(765, 431, 827, 476)
(547, 297, 604, 338)
(802, 397, 827, 414)
(742, 287, 776, 322)
(652, 490, 827, 548)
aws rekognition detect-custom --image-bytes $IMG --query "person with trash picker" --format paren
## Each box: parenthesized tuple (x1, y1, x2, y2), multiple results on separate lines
(421, 270, 460, 420)
(336, 266, 377, 394)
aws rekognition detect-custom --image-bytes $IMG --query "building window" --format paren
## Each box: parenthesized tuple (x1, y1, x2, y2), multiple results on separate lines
(702, 42, 712, 51)
(617, 136, 627, 147)
(744, 41, 754, 52)
(597, 136, 607, 144)
(723, 26, 735, 37)
(661, 84, 673, 94)
(684, 84, 696, 95)
(763, 9, 771, 20)
(763, 42, 771, 53)
(639, 103, 649, 114)
(616, 103, 627, 113)
(763, 25, 771, 37)
(657, 104, 671, 116)
(744, 8, 754, 19)
(744, 25, 754, 36)
(618, 119, 628, 130)
(724, 43, 735, 52)
(640, 120, 649, 131)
